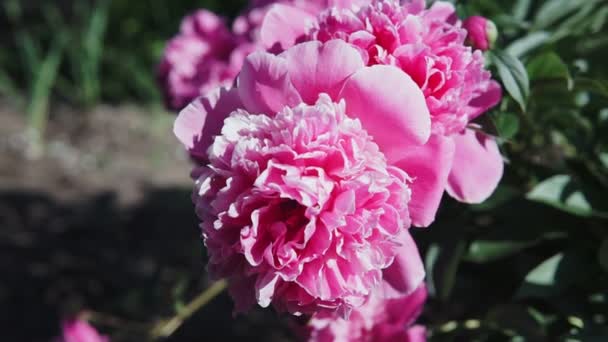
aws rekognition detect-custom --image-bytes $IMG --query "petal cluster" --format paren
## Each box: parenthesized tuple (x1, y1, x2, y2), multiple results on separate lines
(311, 0, 496, 135)
(197, 95, 413, 315)
(271, 0, 505, 222)
(175, 39, 428, 315)
(307, 285, 427, 342)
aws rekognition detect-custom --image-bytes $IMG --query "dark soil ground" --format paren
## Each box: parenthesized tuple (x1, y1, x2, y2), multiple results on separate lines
(0, 102, 295, 341)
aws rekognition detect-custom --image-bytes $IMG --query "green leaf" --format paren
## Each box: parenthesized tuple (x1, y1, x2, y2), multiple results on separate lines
(471, 185, 520, 211)
(526, 175, 608, 218)
(467, 240, 539, 263)
(491, 50, 530, 112)
(533, 0, 587, 29)
(516, 251, 589, 298)
(512, 0, 532, 21)
(599, 239, 608, 273)
(524, 253, 563, 287)
(464, 218, 567, 264)
(426, 240, 466, 301)
(506, 31, 551, 58)
(576, 78, 608, 98)
(527, 52, 573, 90)
(493, 112, 520, 140)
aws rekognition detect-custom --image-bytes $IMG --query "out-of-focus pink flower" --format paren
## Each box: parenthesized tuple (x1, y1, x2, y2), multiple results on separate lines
(174, 40, 428, 316)
(463, 16, 498, 51)
(307, 284, 427, 342)
(158, 10, 250, 110)
(160, 1, 367, 111)
(261, 0, 504, 225)
(57, 319, 109, 342)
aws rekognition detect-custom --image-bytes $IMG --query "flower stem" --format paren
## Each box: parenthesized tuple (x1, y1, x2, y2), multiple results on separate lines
(151, 279, 227, 339)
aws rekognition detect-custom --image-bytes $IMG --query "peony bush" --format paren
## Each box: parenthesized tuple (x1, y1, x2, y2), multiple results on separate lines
(168, 0, 506, 339)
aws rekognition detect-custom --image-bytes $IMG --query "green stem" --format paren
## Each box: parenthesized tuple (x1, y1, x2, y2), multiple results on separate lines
(151, 279, 227, 339)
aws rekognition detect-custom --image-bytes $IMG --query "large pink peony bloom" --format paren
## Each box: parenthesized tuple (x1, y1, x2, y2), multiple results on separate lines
(56, 319, 109, 342)
(159, 1, 367, 110)
(174, 40, 428, 315)
(262, 0, 504, 226)
(307, 284, 427, 342)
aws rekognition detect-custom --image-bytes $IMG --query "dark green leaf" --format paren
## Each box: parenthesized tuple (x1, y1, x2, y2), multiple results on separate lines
(506, 31, 551, 58)
(533, 0, 587, 29)
(493, 112, 520, 140)
(426, 240, 466, 301)
(471, 185, 520, 211)
(527, 52, 573, 90)
(516, 252, 584, 298)
(513, 0, 532, 21)
(467, 240, 538, 263)
(575, 78, 608, 98)
(527, 175, 608, 218)
(599, 239, 608, 273)
(527, 175, 592, 217)
(491, 50, 530, 112)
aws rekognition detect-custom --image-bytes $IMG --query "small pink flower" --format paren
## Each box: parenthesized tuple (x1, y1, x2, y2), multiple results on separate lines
(463, 16, 498, 51)
(174, 40, 428, 315)
(307, 284, 427, 342)
(261, 0, 505, 225)
(158, 10, 250, 110)
(56, 319, 109, 342)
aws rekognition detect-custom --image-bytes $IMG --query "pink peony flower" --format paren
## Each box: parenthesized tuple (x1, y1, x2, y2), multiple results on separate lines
(261, 0, 505, 225)
(306, 284, 427, 342)
(174, 39, 428, 315)
(56, 319, 109, 342)
(462, 16, 498, 51)
(158, 10, 251, 110)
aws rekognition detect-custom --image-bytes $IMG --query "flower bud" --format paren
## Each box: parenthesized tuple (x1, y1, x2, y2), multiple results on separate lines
(463, 16, 498, 51)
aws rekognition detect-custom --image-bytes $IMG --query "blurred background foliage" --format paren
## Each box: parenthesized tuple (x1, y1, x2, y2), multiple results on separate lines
(0, 0, 607, 341)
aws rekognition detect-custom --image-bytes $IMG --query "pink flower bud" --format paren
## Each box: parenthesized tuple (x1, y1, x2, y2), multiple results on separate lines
(463, 16, 498, 51)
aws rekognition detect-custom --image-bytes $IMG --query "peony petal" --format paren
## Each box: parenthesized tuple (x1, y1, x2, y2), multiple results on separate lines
(237, 51, 301, 114)
(394, 134, 455, 227)
(260, 4, 317, 51)
(381, 231, 425, 298)
(426, 1, 457, 23)
(174, 87, 242, 161)
(446, 129, 504, 203)
(281, 40, 365, 104)
(467, 80, 502, 121)
(385, 284, 428, 326)
(256, 273, 281, 308)
(339, 65, 431, 162)
(404, 325, 427, 342)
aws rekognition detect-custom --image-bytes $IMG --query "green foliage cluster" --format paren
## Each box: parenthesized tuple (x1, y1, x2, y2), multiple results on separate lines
(422, 0, 608, 340)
